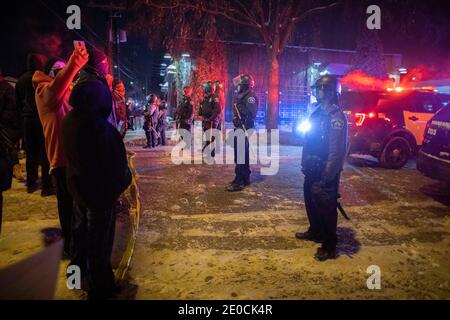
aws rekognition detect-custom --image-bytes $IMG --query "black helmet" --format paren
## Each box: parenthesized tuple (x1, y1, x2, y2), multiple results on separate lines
(214, 80, 223, 95)
(202, 81, 213, 95)
(311, 75, 341, 102)
(233, 74, 255, 93)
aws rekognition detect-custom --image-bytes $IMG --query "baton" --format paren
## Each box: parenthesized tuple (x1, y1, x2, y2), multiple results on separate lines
(234, 103, 257, 159)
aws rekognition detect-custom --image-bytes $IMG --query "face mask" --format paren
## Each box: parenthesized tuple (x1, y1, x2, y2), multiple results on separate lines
(49, 61, 66, 78)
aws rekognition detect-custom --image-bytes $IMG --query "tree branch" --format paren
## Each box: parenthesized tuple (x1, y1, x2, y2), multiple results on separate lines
(146, 0, 260, 28)
(293, 1, 340, 23)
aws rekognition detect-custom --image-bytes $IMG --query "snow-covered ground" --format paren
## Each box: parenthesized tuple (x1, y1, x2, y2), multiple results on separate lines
(119, 135, 450, 300)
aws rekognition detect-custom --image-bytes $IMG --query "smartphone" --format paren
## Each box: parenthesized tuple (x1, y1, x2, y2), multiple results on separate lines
(73, 40, 86, 49)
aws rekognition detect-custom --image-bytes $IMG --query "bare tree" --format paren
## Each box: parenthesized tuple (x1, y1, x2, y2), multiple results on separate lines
(131, 0, 338, 129)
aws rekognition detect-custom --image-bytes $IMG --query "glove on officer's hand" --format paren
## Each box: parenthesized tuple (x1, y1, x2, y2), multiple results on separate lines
(233, 116, 242, 128)
(311, 182, 323, 195)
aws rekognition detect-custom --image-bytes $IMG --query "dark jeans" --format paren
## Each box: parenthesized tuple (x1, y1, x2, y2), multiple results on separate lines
(144, 127, 156, 148)
(51, 167, 73, 255)
(203, 122, 220, 157)
(304, 174, 340, 250)
(233, 134, 250, 183)
(158, 126, 166, 146)
(70, 203, 116, 298)
(23, 118, 51, 189)
(128, 117, 134, 131)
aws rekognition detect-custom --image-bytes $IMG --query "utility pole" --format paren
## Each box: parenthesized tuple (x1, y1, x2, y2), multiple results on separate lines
(88, 1, 126, 80)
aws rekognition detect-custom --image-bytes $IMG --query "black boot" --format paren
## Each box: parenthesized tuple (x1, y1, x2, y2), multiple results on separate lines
(314, 246, 337, 261)
(226, 182, 245, 192)
(295, 230, 324, 243)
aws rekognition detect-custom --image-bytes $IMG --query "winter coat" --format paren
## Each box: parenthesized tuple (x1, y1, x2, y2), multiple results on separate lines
(0, 79, 20, 149)
(0, 79, 19, 191)
(143, 104, 158, 130)
(63, 79, 131, 211)
(15, 53, 47, 119)
(175, 96, 194, 125)
(157, 104, 168, 130)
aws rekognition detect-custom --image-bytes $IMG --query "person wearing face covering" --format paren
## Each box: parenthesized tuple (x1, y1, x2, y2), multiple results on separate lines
(32, 46, 89, 257)
(112, 80, 127, 138)
(63, 53, 132, 299)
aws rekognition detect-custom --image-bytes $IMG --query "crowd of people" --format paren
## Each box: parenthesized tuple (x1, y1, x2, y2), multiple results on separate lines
(0, 44, 132, 299)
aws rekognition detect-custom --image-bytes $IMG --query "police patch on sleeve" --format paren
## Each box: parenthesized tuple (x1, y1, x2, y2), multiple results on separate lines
(331, 118, 345, 130)
(248, 97, 256, 104)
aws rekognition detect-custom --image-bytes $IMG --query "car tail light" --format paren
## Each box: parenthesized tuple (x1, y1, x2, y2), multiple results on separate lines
(355, 113, 366, 126)
(354, 112, 390, 126)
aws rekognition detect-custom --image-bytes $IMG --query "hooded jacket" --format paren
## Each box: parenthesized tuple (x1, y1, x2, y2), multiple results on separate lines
(0, 78, 20, 149)
(15, 53, 47, 119)
(0, 78, 19, 191)
(63, 79, 131, 210)
(32, 54, 83, 169)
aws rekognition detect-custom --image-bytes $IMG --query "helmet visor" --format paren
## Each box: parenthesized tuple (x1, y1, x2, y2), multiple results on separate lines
(233, 75, 244, 87)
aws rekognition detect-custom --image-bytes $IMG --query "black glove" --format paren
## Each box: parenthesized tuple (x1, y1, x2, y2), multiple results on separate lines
(233, 116, 243, 128)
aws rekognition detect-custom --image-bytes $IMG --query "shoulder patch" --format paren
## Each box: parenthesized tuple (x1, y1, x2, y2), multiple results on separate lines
(248, 97, 256, 104)
(331, 118, 345, 130)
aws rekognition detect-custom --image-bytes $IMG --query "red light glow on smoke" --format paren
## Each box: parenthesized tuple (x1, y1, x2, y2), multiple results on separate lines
(341, 70, 392, 91)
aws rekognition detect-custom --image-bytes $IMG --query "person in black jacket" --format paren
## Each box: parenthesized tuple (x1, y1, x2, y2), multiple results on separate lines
(157, 100, 168, 146)
(143, 95, 159, 149)
(226, 74, 258, 192)
(295, 75, 348, 261)
(199, 81, 221, 157)
(63, 75, 131, 299)
(15, 53, 53, 195)
(0, 74, 21, 233)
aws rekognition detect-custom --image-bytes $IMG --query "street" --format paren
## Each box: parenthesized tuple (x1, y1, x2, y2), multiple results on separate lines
(120, 138, 450, 300)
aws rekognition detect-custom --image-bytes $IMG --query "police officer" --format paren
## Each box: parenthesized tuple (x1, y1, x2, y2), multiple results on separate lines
(226, 74, 258, 192)
(199, 81, 221, 157)
(295, 75, 348, 261)
(175, 86, 194, 132)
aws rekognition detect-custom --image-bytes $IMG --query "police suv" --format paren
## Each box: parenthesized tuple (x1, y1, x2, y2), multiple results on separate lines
(341, 89, 450, 169)
(417, 105, 450, 183)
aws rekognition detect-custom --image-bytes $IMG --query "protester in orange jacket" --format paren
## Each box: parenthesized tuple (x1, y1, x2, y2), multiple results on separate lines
(32, 46, 89, 256)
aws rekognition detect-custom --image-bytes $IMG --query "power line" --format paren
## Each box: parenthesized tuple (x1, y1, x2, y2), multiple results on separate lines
(38, 0, 142, 81)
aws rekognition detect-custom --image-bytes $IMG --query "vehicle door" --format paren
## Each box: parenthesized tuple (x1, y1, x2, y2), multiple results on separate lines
(403, 93, 439, 145)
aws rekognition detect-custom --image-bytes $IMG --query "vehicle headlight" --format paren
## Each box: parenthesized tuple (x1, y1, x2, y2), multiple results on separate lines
(297, 120, 312, 134)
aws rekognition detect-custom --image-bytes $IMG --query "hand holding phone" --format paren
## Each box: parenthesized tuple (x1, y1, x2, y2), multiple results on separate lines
(73, 40, 86, 49)
(72, 40, 89, 69)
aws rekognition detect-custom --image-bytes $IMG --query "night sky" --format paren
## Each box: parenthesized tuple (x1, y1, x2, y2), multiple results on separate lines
(1, 0, 449, 80)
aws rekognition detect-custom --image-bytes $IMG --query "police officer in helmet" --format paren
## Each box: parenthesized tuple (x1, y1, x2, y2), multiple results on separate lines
(295, 75, 348, 261)
(227, 74, 258, 192)
(199, 81, 221, 157)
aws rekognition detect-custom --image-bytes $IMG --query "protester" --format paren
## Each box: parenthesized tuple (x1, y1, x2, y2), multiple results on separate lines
(32, 46, 89, 256)
(157, 99, 168, 146)
(134, 102, 144, 130)
(143, 94, 159, 149)
(0, 73, 21, 234)
(126, 98, 135, 131)
(113, 80, 127, 138)
(15, 53, 54, 195)
(63, 47, 131, 300)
